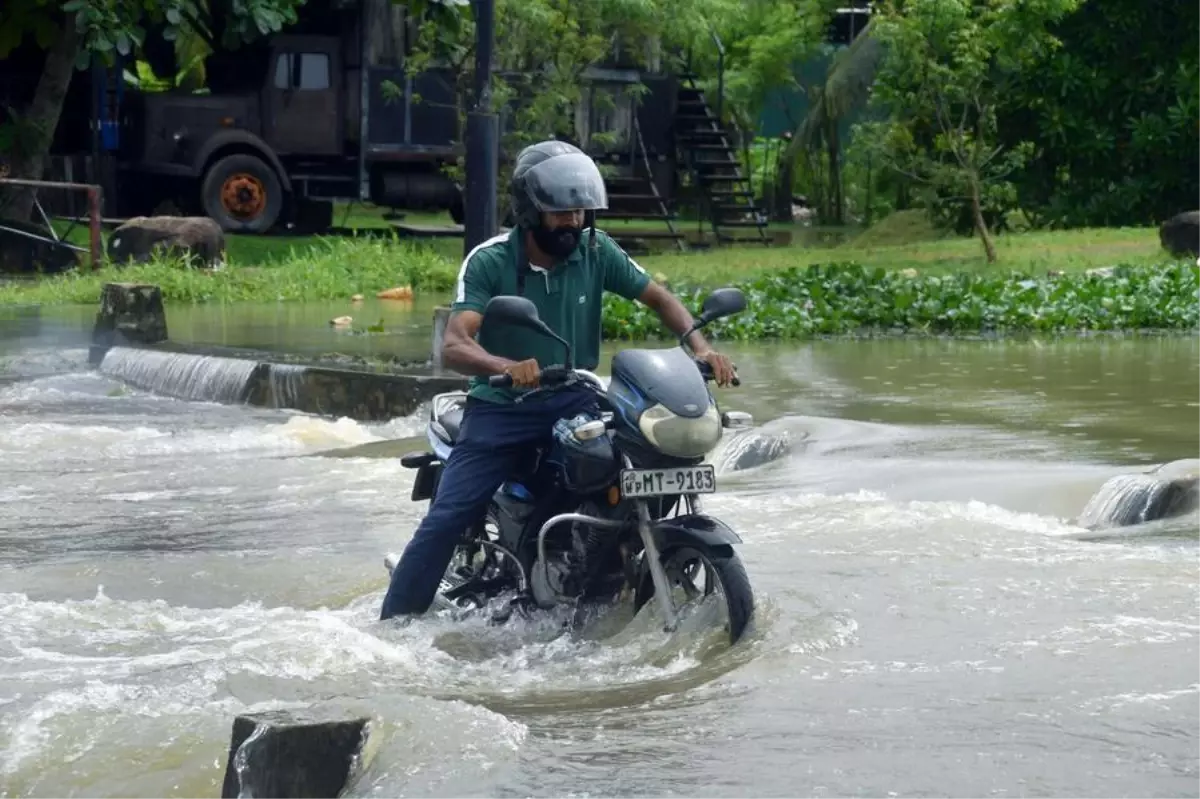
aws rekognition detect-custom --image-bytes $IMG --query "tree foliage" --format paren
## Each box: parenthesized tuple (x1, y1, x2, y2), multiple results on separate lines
(691, 0, 831, 130)
(400, 0, 832, 154)
(0, 0, 304, 64)
(782, 19, 884, 224)
(859, 0, 1082, 262)
(996, 1, 1200, 227)
(0, 0, 305, 225)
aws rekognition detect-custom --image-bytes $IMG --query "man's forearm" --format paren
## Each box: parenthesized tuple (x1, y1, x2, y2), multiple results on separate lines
(651, 291, 714, 356)
(443, 336, 517, 377)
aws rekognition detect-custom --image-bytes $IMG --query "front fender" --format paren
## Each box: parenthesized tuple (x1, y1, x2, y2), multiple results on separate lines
(192, 130, 293, 192)
(651, 513, 743, 555)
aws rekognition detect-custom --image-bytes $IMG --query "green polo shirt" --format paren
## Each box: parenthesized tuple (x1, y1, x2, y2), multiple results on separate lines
(450, 228, 652, 403)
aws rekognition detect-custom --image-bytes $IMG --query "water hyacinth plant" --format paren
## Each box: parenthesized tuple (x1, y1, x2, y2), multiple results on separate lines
(602, 261, 1199, 340)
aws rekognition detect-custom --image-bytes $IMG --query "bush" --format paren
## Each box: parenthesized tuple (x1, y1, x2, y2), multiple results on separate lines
(603, 261, 1199, 340)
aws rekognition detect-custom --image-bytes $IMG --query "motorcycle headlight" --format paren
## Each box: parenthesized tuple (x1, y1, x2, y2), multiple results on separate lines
(638, 403, 722, 458)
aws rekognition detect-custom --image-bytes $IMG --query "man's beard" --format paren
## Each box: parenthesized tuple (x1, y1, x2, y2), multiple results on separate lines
(531, 223, 582, 259)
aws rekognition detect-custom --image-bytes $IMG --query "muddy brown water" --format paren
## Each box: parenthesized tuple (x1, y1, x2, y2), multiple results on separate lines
(0, 302, 1197, 797)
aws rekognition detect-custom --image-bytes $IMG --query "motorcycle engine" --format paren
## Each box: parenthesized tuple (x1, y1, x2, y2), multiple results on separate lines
(530, 552, 573, 609)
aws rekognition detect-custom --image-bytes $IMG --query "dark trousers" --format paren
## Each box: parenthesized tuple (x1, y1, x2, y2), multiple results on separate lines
(379, 387, 599, 619)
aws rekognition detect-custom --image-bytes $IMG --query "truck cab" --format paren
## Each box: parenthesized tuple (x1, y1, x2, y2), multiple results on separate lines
(263, 36, 343, 157)
(119, 20, 462, 234)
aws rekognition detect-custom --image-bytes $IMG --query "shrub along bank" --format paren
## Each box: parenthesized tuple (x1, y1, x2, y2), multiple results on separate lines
(603, 261, 1199, 340)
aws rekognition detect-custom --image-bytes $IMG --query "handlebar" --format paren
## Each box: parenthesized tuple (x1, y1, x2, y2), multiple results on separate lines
(487, 366, 573, 388)
(488, 361, 740, 388)
(694, 358, 741, 387)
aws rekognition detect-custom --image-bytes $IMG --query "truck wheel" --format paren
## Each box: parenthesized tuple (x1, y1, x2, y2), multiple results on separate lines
(201, 153, 283, 233)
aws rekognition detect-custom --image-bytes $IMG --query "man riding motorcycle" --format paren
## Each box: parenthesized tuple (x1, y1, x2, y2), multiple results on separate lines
(379, 139, 737, 621)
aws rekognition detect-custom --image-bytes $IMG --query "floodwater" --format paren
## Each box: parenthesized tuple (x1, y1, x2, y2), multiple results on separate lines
(1, 302, 1198, 798)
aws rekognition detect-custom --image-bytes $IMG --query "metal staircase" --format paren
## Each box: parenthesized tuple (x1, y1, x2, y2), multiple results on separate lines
(675, 33, 771, 246)
(597, 115, 687, 253)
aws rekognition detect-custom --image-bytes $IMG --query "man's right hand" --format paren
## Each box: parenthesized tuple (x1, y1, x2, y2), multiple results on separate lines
(504, 358, 541, 388)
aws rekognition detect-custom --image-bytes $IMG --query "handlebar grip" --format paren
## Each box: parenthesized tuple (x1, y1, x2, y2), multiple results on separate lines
(488, 373, 515, 387)
(695, 358, 741, 387)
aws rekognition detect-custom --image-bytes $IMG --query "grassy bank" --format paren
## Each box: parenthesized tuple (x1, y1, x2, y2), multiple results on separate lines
(641, 225, 1170, 285)
(2, 218, 1194, 340)
(0, 236, 456, 306)
(218, 213, 1163, 285)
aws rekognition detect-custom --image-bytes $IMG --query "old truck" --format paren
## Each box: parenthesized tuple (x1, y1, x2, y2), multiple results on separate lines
(103, 0, 465, 233)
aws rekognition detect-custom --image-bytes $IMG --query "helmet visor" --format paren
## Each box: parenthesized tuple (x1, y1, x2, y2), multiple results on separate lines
(523, 152, 609, 212)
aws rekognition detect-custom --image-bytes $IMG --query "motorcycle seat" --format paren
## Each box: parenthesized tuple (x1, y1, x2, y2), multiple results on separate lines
(434, 402, 465, 445)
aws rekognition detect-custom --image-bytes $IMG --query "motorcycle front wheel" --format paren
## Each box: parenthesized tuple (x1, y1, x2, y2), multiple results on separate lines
(633, 545, 755, 646)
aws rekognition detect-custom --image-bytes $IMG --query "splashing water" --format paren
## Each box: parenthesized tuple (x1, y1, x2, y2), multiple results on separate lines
(1077, 471, 1199, 529)
(264, 363, 307, 411)
(99, 347, 258, 404)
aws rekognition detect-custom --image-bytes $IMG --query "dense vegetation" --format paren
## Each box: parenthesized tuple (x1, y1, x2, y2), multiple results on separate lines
(3, 233, 1193, 341)
(603, 261, 1199, 340)
(0, 0, 1195, 336)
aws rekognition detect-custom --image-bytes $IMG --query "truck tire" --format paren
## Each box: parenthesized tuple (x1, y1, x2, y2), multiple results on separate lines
(201, 153, 284, 233)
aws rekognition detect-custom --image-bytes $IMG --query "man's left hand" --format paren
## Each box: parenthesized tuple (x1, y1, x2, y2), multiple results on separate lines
(698, 349, 737, 387)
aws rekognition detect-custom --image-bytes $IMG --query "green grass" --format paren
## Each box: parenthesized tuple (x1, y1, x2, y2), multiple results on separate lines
(640, 224, 1168, 287)
(313, 202, 1166, 281)
(5, 204, 1181, 317)
(273, 203, 1169, 283)
(0, 235, 456, 306)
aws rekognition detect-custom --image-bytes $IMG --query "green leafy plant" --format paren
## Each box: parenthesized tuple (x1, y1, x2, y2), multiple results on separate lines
(602, 261, 1199, 340)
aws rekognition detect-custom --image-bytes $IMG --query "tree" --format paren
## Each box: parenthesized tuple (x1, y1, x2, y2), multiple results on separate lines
(399, 0, 834, 158)
(0, 0, 305, 227)
(393, 0, 733, 209)
(783, 19, 883, 225)
(696, 0, 829, 127)
(996, 0, 1200, 227)
(860, 0, 1082, 262)
(693, 0, 831, 220)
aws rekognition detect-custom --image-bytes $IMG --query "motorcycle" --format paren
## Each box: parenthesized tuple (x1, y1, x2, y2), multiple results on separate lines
(388, 286, 758, 645)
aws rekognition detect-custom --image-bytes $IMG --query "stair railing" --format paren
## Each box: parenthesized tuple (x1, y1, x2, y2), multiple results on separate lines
(709, 26, 725, 126)
(632, 113, 686, 252)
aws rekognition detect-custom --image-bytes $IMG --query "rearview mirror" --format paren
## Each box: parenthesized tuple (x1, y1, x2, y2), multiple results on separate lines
(482, 294, 575, 368)
(699, 287, 747, 323)
(484, 295, 544, 331)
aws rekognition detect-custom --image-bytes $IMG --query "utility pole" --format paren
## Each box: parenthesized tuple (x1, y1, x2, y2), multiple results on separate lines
(462, 0, 499, 258)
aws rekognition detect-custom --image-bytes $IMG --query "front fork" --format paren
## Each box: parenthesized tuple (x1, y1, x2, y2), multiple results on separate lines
(635, 498, 679, 633)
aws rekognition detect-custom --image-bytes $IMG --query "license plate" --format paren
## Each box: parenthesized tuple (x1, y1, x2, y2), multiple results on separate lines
(620, 465, 716, 498)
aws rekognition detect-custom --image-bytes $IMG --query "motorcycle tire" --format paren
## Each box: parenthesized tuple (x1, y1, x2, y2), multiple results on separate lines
(633, 545, 755, 646)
